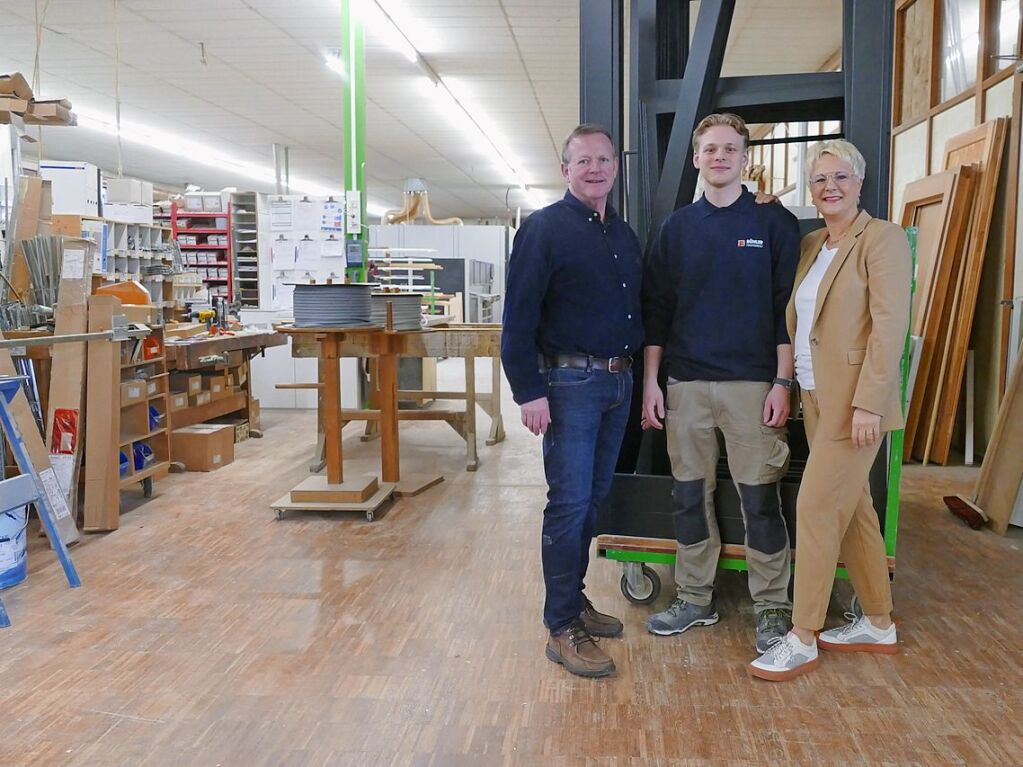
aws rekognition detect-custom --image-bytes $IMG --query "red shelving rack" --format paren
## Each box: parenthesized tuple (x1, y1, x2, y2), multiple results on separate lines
(171, 201, 233, 302)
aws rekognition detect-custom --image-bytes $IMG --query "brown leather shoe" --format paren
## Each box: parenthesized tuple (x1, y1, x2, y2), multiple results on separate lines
(580, 597, 623, 637)
(545, 621, 615, 678)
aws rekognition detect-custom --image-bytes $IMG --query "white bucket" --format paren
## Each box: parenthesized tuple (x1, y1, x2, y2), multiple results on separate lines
(0, 506, 28, 589)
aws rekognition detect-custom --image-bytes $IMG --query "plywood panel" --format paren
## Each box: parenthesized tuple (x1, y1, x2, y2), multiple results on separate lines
(899, 168, 974, 457)
(976, 353, 1023, 533)
(897, 0, 934, 124)
(925, 118, 1010, 463)
(930, 97, 977, 173)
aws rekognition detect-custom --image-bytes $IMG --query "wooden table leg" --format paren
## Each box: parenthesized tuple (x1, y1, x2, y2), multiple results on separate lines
(378, 349, 400, 483)
(361, 357, 380, 442)
(487, 353, 505, 445)
(464, 356, 479, 471)
(322, 337, 343, 485)
(310, 356, 327, 472)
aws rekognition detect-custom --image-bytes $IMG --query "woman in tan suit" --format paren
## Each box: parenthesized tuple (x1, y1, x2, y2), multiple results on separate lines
(749, 139, 911, 681)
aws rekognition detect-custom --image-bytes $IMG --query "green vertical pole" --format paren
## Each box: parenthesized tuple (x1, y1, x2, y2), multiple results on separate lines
(884, 226, 917, 559)
(341, 0, 367, 283)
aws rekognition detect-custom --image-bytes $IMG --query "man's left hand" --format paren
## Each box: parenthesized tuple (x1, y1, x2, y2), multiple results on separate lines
(754, 192, 780, 205)
(762, 384, 790, 428)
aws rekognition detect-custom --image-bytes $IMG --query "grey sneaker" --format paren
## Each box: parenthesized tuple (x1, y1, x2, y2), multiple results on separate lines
(748, 632, 819, 682)
(646, 597, 719, 636)
(755, 608, 792, 653)
(817, 613, 898, 654)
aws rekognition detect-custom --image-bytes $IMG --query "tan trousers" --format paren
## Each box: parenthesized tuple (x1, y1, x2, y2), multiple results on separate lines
(792, 389, 893, 630)
(665, 380, 792, 612)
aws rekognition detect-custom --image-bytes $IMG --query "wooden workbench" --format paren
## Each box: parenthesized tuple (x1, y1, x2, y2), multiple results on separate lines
(287, 323, 505, 472)
(165, 330, 286, 433)
(164, 330, 286, 371)
(273, 324, 398, 519)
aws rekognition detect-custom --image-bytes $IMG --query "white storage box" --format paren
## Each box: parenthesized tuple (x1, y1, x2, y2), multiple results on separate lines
(40, 161, 101, 216)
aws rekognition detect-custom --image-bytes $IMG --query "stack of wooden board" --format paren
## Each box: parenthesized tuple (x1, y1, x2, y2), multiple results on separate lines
(901, 118, 1009, 465)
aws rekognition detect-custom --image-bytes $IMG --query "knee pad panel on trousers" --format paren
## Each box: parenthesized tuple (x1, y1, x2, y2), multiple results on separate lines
(672, 479, 709, 545)
(738, 482, 788, 555)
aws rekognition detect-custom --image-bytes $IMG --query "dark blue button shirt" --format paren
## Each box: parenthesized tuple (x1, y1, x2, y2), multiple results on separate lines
(643, 189, 800, 383)
(501, 191, 644, 404)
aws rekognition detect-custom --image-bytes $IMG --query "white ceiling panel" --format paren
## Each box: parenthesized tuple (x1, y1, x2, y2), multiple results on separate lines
(0, 0, 841, 218)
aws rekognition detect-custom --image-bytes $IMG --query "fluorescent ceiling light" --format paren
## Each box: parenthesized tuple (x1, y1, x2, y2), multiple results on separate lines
(324, 53, 346, 78)
(369, 0, 531, 192)
(359, 0, 419, 63)
(76, 110, 339, 196)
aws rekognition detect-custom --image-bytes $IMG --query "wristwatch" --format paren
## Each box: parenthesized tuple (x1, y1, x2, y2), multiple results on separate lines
(773, 377, 795, 390)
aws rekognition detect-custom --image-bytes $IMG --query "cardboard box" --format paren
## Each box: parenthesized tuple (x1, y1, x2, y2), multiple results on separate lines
(0, 72, 32, 100)
(0, 96, 28, 115)
(171, 424, 234, 471)
(120, 380, 145, 406)
(170, 374, 202, 395)
(24, 99, 74, 125)
(202, 195, 224, 212)
(145, 379, 160, 397)
(105, 177, 154, 206)
(104, 202, 153, 225)
(248, 398, 261, 431)
(201, 374, 226, 396)
(212, 417, 249, 443)
(183, 193, 204, 211)
(190, 391, 212, 407)
(39, 161, 101, 217)
(169, 392, 189, 411)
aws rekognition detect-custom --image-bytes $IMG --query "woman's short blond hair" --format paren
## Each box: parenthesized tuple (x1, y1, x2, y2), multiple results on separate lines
(805, 139, 866, 180)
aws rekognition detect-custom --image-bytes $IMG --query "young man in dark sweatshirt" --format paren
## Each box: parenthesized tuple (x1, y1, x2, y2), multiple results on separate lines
(642, 113, 800, 653)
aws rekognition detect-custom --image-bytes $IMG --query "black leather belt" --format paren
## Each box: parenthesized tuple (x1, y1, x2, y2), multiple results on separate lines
(543, 353, 633, 373)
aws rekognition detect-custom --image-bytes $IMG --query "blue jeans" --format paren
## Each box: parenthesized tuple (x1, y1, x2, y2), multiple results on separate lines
(541, 366, 633, 632)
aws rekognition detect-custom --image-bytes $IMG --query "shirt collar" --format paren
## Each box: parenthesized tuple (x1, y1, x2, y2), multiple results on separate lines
(561, 190, 619, 224)
(693, 187, 754, 219)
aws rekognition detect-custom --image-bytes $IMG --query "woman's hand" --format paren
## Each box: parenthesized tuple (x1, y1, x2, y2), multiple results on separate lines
(851, 407, 882, 448)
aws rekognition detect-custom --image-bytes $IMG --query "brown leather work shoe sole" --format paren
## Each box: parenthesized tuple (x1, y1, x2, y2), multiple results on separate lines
(546, 621, 615, 678)
(580, 598, 624, 638)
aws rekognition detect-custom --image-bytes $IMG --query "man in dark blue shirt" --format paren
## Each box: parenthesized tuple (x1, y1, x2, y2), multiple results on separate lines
(642, 113, 800, 653)
(502, 123, 643, 679)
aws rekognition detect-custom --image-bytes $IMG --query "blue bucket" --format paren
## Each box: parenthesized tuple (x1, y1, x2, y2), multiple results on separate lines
(0, 506, 28, 589)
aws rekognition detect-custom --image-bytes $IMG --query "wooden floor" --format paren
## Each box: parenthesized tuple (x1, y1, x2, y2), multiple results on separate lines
(3, 362, 1022, 766)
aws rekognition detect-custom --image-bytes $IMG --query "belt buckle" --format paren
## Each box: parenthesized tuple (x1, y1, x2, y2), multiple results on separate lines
(608, 356, 623, 372)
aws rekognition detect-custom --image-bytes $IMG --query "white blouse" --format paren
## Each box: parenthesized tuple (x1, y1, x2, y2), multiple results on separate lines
(794, 242, 839, 391)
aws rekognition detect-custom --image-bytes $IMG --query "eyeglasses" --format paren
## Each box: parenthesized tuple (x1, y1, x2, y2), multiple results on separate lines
(810, 171, 857, 187)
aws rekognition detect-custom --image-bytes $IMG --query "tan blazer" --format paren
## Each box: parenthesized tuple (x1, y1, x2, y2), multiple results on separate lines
(785, 210, 912, 439)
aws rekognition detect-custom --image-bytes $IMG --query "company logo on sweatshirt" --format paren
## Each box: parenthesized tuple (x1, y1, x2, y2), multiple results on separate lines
(738, 238, 764, 248)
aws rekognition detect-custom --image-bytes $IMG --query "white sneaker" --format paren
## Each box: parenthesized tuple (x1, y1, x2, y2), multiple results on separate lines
(748, 632, 819, 682)
(817, 613, 898, 654)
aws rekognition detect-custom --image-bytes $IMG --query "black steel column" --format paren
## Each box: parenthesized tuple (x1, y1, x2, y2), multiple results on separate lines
(580, 0, 625, 214)
(649, 0, 734, 240)
(843, 0, 895, 218)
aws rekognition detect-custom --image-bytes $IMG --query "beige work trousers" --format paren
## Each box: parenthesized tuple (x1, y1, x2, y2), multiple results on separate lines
(792, 389, 894, 630)
(665, 380, 792, 612)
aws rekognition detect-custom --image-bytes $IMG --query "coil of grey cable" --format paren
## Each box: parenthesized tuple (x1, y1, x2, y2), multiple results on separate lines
(291, 283, 374, 328)
(371, 293, 424, 331)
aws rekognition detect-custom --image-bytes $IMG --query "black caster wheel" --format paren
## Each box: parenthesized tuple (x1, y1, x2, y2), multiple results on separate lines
(620, 563, 660, 605)
(142, 477, 153, 498)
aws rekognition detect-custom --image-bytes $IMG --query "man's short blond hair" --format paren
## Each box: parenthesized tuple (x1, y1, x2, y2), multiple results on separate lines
(805, 139, 866, 180)
(691, 113, 750, 152)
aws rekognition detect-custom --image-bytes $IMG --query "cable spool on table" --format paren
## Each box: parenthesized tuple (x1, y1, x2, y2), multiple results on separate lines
(291, 283, 374, 328)
(371, 293, 423, 331)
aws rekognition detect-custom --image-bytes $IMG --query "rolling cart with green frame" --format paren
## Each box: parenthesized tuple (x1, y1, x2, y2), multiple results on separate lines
(597, 228, 918, 614)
